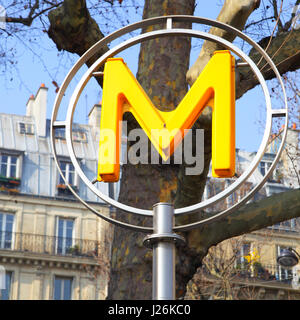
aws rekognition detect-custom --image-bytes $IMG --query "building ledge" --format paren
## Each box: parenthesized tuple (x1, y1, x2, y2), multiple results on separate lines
(0, 249, 100, 270)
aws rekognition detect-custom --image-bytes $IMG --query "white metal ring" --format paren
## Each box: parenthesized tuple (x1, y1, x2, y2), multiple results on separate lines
(51, 16, 288, 232)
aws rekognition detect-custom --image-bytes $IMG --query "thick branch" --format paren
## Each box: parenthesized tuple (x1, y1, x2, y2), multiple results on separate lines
(47, 0, 108, 73)
(187, 0, 261, 85)
(186, 189, 300, 257)
(237, 28, 300, 99)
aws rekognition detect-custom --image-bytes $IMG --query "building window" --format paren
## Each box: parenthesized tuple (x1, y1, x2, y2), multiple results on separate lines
(281, 219, 296, 230)
(56, 217, 74, 255)
(18, 122, 34, 135)
(259, 161, 272, 176)
(273, 219, 297, 232)
(54, 276, 73, 300)
(57, 160, 78, 196)
(0, 213, 14, 249)
(259, 159, 280, 182)
(0, 271, 12, 300)
(55, 128, 87, 142)
(72, 131, 87, 142)
(59, 161, 77, 187)
(55, 128, 66, 140)
(0, 155, 19, 179)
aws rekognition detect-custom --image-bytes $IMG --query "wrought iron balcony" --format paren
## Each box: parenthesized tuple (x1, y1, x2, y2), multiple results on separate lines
(231, 263, 293, 284)
(0, 231, 100, 259)
(201, 262, 295, 287)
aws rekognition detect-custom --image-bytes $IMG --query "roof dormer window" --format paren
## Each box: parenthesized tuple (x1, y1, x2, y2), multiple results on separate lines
(54, 128, 87, 142)
(18, 122, 34, 135)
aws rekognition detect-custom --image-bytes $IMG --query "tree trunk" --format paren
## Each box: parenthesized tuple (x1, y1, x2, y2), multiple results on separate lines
(106, 0, 196, 300)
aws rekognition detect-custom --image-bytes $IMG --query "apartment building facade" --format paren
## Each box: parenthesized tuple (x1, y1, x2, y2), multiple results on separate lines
(0, 85, 116, 300)
(1, 83, 299, 300)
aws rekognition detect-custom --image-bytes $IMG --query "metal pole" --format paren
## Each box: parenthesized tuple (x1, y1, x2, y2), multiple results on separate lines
(143, 203, 185, 300)
(152, 203, 175, 300)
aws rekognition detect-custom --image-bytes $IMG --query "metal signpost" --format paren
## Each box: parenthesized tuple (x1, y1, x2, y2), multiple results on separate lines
(50, 16, 288, 300)
(143, 203, 184, 300)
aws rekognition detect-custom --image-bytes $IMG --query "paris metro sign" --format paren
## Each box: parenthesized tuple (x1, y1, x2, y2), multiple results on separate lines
(51, 15, 288, 228)
(98, 50, 236, 182)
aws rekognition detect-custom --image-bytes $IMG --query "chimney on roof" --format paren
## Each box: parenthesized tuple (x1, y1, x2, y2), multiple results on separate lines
(26, 94, 35, 116)
(88, 102, 102, 139)
(26, 84, 48, 137)
(88, 102, 101, 127)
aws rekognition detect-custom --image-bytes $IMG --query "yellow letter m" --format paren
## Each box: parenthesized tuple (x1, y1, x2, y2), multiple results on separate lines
(98, 50, 235, 182)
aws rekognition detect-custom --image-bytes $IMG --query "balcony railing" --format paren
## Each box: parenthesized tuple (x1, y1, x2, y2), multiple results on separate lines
(202, 263, 294, 286)
(0, 231, 100, 259)
(233, 263, 295, 286)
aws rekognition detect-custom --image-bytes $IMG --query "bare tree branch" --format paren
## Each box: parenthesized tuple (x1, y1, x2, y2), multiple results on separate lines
(271, 0, 284, 32)
(6, 1, 62, 26)
(244, 15, 275, 29)
(256, 0, 284, 66)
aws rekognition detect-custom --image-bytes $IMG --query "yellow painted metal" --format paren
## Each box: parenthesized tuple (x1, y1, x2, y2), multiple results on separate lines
(98, 50, 235, 182)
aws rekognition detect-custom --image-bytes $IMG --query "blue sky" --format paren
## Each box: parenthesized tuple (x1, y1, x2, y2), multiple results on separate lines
(0, 0, 266, 152)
